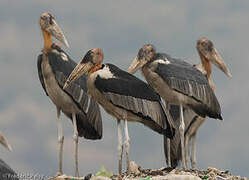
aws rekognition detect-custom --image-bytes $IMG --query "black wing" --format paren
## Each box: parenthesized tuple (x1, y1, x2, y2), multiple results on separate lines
(0, 159, 18, 180)
(38, 44, 102, 139)
(154, 56, 222, 119)
(99, 63, 160, 101)
(95, 64, 174, 138)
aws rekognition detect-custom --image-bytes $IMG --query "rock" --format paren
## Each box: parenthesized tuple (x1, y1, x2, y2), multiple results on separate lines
(152, 174, 201, 180)
(47, 174, 84, 180)
(129, 161, 140, 175)
(91, 176, 112, 180)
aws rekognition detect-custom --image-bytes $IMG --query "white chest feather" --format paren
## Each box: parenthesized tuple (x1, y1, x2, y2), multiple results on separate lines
(96, 65, 115, 79)
(154, 59, 170, 65)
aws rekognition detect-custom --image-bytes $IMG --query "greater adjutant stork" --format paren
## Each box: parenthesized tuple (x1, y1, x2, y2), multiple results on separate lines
(128, 43, 223, 169)
(38, 13, 102, 176)
(164, 38, 232, 168)
(63, 48, 175, 174)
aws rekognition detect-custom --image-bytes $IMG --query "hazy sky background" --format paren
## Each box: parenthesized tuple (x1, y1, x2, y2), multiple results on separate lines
(0, 0, 248, 178)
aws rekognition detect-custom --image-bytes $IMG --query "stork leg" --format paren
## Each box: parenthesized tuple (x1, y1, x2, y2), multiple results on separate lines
(166, 138, 171, 167)
(184, 134, 190, 167)
(165, 103, 171, 167)
(56, 107, 64, 175)
(191, 132, 197, 169)
(124, 118, 130, 173)
(179, 104, 186, 169)
(72, 113, 79, 177)
(117, 119, 123, 174)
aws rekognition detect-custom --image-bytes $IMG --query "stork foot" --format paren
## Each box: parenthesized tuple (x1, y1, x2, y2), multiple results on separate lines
(117, 119, 123, 174)
(118, 144, 123, 174)
(56, 171, 62, 177)
(124, 139, 131, 173)
(74, 134, 79, 177)
(166, 138, 171, 167)
(129, 161, 140, 175)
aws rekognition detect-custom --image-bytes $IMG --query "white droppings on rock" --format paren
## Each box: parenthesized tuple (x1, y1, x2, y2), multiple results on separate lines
(91, 176, 112, 180)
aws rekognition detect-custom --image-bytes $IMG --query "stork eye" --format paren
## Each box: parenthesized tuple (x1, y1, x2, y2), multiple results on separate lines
(203, 41, 213, 51)
(41, 16, 46, 21)
(138, 49, 144, 59)
(49, 16, 53, 25)
(48, 14, 54, 25)
(201, 42, 207, 46)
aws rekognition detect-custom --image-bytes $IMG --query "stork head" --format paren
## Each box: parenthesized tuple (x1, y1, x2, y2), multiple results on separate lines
(40, 12, 69, 48)
(197, 37, 232, 78)
(63, 48, 104, 89)
(0, 131, 12, 152)
(128, 44, 156, 74)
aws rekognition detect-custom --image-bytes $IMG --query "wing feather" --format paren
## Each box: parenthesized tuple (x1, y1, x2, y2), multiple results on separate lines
(155, 60, 221, 119)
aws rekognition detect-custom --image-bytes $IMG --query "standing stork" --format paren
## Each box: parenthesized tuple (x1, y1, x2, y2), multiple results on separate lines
(164, 38, 232, 168)
(38, 13, 102, 176)
(63, 48, 175, 174)
(128, 43, 224, 169)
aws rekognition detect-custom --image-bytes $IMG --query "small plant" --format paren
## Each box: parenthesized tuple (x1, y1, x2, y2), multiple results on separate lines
(202, 175, 209, 179)
(95, 166, 113, 178)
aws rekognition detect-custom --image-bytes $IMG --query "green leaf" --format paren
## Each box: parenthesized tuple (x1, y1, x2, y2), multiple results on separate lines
(202, 175, 209, 179)
(139, 177, 151, 180)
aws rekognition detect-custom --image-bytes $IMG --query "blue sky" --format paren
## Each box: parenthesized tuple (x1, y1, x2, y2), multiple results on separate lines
(0, 0, 248, 177)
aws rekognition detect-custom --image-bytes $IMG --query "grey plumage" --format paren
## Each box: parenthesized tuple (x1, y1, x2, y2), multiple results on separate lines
(37, 55, 48, 96)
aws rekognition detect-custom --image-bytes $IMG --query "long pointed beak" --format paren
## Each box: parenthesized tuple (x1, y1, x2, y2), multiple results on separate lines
(200, 48, 232, 78)
(0, 131, 12, 152)
(63, 62, 93, 90)
(128, 56, 146, 74)
(48, 19, 69, 48)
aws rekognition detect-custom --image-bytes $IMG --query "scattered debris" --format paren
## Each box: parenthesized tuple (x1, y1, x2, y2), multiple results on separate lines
(47, 174, 85, 180)
(46, 166, 248, 180)
(110, 166, 248, 180)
